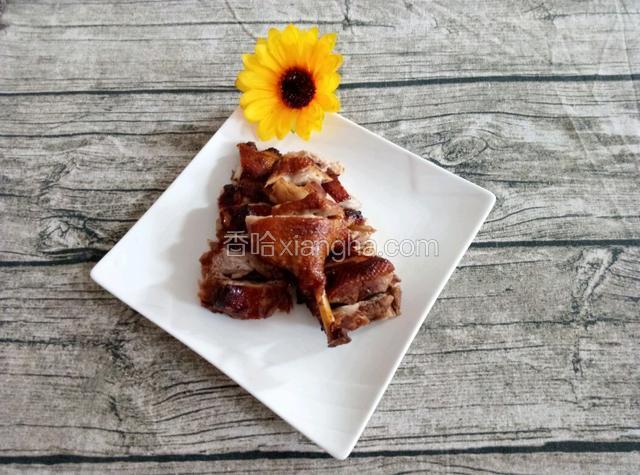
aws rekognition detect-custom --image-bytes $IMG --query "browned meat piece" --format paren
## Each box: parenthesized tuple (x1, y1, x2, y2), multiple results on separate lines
(199, 277, 292, 319)
(200, 241, 286, 280)
(246, 216, 347, 296)
(200, 241, 255, 279)
(218, 179, 269, 208)
(344, 208, 365, 226)
(333, 283, 401, 331)
(218, 183, 243, 208)
(237, 142, 281, 179)
(264, 152, 334, 204)
(219, 202, 272, 235)
(272, 192, 344, 218)
(266, 152, 333, 187)
(246, 215, 350, 346)
(339, 208, 376, 254)
(280, 150, 344, 176)
(326, 255, 396, 305)
(348, 222, 376, 248)
(322, 176, 350, 203)
(266, 179, 327, 204)
(199, 242, 292, 319)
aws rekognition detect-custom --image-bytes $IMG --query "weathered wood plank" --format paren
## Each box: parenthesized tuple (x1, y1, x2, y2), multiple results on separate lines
(3, 450, 640, 474)
(1, 78, 639, 263)
(1, 0, 639, 93)
(1, 246, 638, 456)
(2, 0, 640, 470)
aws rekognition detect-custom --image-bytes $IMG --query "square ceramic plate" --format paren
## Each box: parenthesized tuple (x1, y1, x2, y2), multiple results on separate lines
(91, 108, 495, 459)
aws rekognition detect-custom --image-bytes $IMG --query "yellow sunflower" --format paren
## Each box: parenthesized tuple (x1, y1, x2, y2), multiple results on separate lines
(236, 24, 342, 141)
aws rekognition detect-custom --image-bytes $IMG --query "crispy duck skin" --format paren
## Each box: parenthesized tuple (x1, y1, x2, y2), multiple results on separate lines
(237, 142, 281, 179)
(199, 277, 292, 319)
(217, 146, 275, 238)
(245, 216, 348, 296)
(264, 152, 335, 204)
(246, 215, 351, 346)
(267, 179, 326, 204)
(266, 152, 333, 187)
(199, 242, 292, 319)
(322, 176, 350, 203)
(218, 202, 272, 236)
(218, 179, 270, 208)
(325, 255, 396, 305)
(272, 192, 344, 218)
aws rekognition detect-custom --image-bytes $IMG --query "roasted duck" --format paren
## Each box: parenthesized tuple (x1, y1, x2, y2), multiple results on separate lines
(199, 142, 401, 346)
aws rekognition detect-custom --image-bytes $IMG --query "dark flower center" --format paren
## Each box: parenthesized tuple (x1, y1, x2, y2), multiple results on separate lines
(279, 68, 316, 109)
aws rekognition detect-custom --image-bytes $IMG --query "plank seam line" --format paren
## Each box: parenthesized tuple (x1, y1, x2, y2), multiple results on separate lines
(1, 441, 639, 465)
(1, 239, 639, 268)
(470, 239, 640, 249)
(0, 73, 638, 97)
(343, 73, 640, 89)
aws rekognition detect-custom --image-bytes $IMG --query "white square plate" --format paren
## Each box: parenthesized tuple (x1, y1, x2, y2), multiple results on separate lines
(91, 108, 495, 459)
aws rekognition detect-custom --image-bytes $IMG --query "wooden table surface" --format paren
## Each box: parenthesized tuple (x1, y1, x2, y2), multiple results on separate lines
(1, 1, 639, 473)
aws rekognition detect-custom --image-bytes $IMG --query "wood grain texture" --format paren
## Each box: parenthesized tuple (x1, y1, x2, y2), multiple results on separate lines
(1, 79, 639, 263)
(3, 451, 640, 474)
(1, 247, 639, 458)
(1, 0, 639, 92)
(1, 0, 639, 472)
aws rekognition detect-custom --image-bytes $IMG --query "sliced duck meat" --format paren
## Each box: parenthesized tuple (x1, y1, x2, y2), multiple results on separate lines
(219, 202, 272, 236)
(199, 277, 292, 320)
(344, 208, 365, 227)
(272, 192, 344, 218)
(218, 179, 270, 208)
(333, 283, 401, 331)
(200, 241, 285, 281)
(322, 176, 350, 203)
(200, 241, 255, 279)
(236, 142, 282, 180)
(266, 152, 333, 187)
(199, 242, 292, 319)
(266, 179, 327, 204)
(326, 255, 396, 305)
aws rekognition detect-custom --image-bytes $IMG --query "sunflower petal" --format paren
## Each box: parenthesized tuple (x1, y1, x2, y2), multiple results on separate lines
(315, 91, 340, 112)
(257, 113, 277, 141)
(236, 70, 277, 92)
(313, 53, 343, 77)
(244, 98, 278, 122)
(295, 102, 324, 140)
(274, 107, 294, 139)
(255, 43, 282, 73)
(242, 53, 279, 78)
(316, 72, 341, 93)
(319, 32, 337, 50)
(295, 121, 311, 140)
(267, 28, 289, 68)
(240, 89, 278, 108)
(309, 102, 325, 129)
